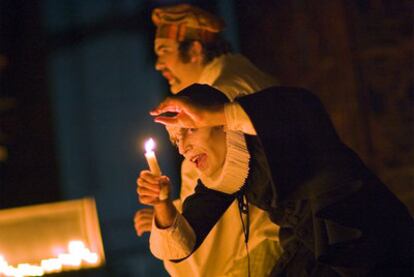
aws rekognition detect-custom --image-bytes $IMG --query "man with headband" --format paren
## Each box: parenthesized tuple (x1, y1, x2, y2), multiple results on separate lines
(134, 4, 281, 276)
(138, 84, 413, 276)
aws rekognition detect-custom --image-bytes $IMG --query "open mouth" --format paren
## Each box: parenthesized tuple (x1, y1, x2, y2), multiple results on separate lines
(190, 153, 207, 170)
(161, 70, 174, 82)
(161, 70, 180, 87)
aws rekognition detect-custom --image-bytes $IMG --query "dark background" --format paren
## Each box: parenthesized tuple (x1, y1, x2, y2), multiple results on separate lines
(0, 0, 412, 276)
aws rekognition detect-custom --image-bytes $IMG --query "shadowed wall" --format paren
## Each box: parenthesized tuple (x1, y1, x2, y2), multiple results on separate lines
(236, 0, 413, 214)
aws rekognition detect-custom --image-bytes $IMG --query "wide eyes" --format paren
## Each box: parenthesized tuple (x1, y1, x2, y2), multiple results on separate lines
(170, 128, 198, 147)
(180, 128, 197, 138)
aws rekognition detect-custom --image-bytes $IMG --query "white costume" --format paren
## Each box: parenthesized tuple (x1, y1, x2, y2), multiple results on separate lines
(151, 54, 282, 277)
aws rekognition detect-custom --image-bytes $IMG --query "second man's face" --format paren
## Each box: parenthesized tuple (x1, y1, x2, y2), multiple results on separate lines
(154, 38, 204, 94)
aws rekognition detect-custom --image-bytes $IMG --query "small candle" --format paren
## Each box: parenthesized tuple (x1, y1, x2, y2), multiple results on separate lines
(144, 138, 168, 200)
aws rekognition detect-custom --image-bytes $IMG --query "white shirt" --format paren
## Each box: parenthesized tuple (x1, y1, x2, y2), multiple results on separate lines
(150, 54, 281, 277)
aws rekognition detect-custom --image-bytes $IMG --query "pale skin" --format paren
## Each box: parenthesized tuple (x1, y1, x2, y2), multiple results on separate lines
(136, 170, 178, 229)
(151, 96, 226, 128)
(134, 38, 224, 235)
(134, 208, 153, 236)
(135, 98, 227, 232)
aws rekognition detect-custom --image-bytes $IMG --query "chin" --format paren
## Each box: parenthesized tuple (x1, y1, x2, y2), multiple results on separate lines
(169, 82, 181, 94)
(170, 87, 180, 94)
(170, 83, 190, 94)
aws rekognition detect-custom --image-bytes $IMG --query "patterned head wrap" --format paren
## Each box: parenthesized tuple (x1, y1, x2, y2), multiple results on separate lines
(152, 4, 225, 42)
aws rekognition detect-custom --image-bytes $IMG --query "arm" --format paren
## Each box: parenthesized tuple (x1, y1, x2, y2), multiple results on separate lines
(134, 162, 194, 237)
(137, 170, 234, 261)
(150, 95, 256, 135)
(223, 102, 257, 135)
(150, 96, 226, 129)
(137, 170, 195, 260)
(150, 181, 235, 261)
(136, 170, 177, 228)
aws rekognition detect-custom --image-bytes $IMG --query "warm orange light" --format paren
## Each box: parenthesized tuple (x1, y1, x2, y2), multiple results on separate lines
(0, 198, 105, 277)
(145, 138, 156, 153)
(40, 258, 62, 273)
(143, 138, 168, 200)
(144, 138, 161, 176)
(0, 241, 100, 277)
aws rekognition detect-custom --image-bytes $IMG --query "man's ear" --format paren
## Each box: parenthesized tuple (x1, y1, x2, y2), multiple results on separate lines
(189, 41, 204, 63)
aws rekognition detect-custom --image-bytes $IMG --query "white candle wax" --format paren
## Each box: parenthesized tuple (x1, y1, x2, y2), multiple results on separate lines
(144, 138, 168, 200)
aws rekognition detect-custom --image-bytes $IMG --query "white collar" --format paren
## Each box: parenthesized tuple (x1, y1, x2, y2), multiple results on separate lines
(198, 130, 250, 194)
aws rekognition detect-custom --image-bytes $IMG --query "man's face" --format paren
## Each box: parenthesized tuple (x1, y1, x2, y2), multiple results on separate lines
(171, 126, 227, 177)
(154, 38, 204, 94)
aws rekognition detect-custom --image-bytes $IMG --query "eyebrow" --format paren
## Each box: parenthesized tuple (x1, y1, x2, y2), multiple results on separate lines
(167, 132, 180, 148)
(155, 44, 170, 53)
(166, 127, 181, 146)
(168, 127, 194, 147)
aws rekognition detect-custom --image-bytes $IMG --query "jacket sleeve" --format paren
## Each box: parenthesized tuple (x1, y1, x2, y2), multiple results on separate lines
(149, 212, 196, 260)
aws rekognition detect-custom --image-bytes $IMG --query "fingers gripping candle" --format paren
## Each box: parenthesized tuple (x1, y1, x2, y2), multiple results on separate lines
(144, 138, 168, 200)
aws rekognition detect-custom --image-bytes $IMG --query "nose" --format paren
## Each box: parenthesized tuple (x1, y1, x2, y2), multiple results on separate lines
(155, 57, 164, 71)
(177, 135, 192, 156)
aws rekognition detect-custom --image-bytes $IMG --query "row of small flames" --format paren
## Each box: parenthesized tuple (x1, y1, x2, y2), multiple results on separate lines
(0, 240, 100, 277)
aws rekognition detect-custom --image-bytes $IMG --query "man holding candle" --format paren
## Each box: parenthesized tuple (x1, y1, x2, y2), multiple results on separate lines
(134, 3, 281, 276)
(138, 84, 414, 276)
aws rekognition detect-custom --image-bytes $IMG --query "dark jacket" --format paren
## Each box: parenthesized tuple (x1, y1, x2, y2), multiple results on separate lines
(178, 85, 414, 276)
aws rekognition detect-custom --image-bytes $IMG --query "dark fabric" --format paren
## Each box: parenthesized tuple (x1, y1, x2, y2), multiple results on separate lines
(173, 85, 414, 276)
(237, 86, 361, 203)
(174, 83, 230, 104)
(181, 181, 235, 252)
(237, 87, 414, 276)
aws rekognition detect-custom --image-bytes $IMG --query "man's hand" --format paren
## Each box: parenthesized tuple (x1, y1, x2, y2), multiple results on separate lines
(136, 170, 177, 229)
(150, 96, 226, 128)
(136, 170, 170, 205)
(134, 208, 154, 236)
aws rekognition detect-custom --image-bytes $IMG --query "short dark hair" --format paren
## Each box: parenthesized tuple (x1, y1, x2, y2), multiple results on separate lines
(178, 37, 232, 64)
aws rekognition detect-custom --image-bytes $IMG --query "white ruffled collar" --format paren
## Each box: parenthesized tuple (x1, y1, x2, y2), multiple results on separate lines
(197, 130, 250, 194)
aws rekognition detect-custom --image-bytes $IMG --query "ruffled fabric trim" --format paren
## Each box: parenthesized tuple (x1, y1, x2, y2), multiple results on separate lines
(198, 130, 250, 194)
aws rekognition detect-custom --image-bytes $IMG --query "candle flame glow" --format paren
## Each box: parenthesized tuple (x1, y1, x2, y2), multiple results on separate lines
(145, 138, 155, 153)
(0, 240, 100, 277)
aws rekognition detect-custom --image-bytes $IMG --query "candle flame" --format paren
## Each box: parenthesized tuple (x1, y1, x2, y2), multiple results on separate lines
(145, 138, 155, 153)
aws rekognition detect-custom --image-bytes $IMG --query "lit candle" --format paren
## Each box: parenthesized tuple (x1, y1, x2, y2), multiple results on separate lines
(144, 138, 168, 200)
(58, 253, 81, 268)
(41, 258, 62, 273)
(17, 263, 44, 276)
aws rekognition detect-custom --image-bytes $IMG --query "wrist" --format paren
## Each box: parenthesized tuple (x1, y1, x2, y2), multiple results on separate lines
(210, 104, 226, 127)
(154, 200, 177, 229)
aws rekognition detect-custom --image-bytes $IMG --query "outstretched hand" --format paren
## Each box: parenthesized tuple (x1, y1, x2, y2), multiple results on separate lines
(150, 96, 226, 128)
